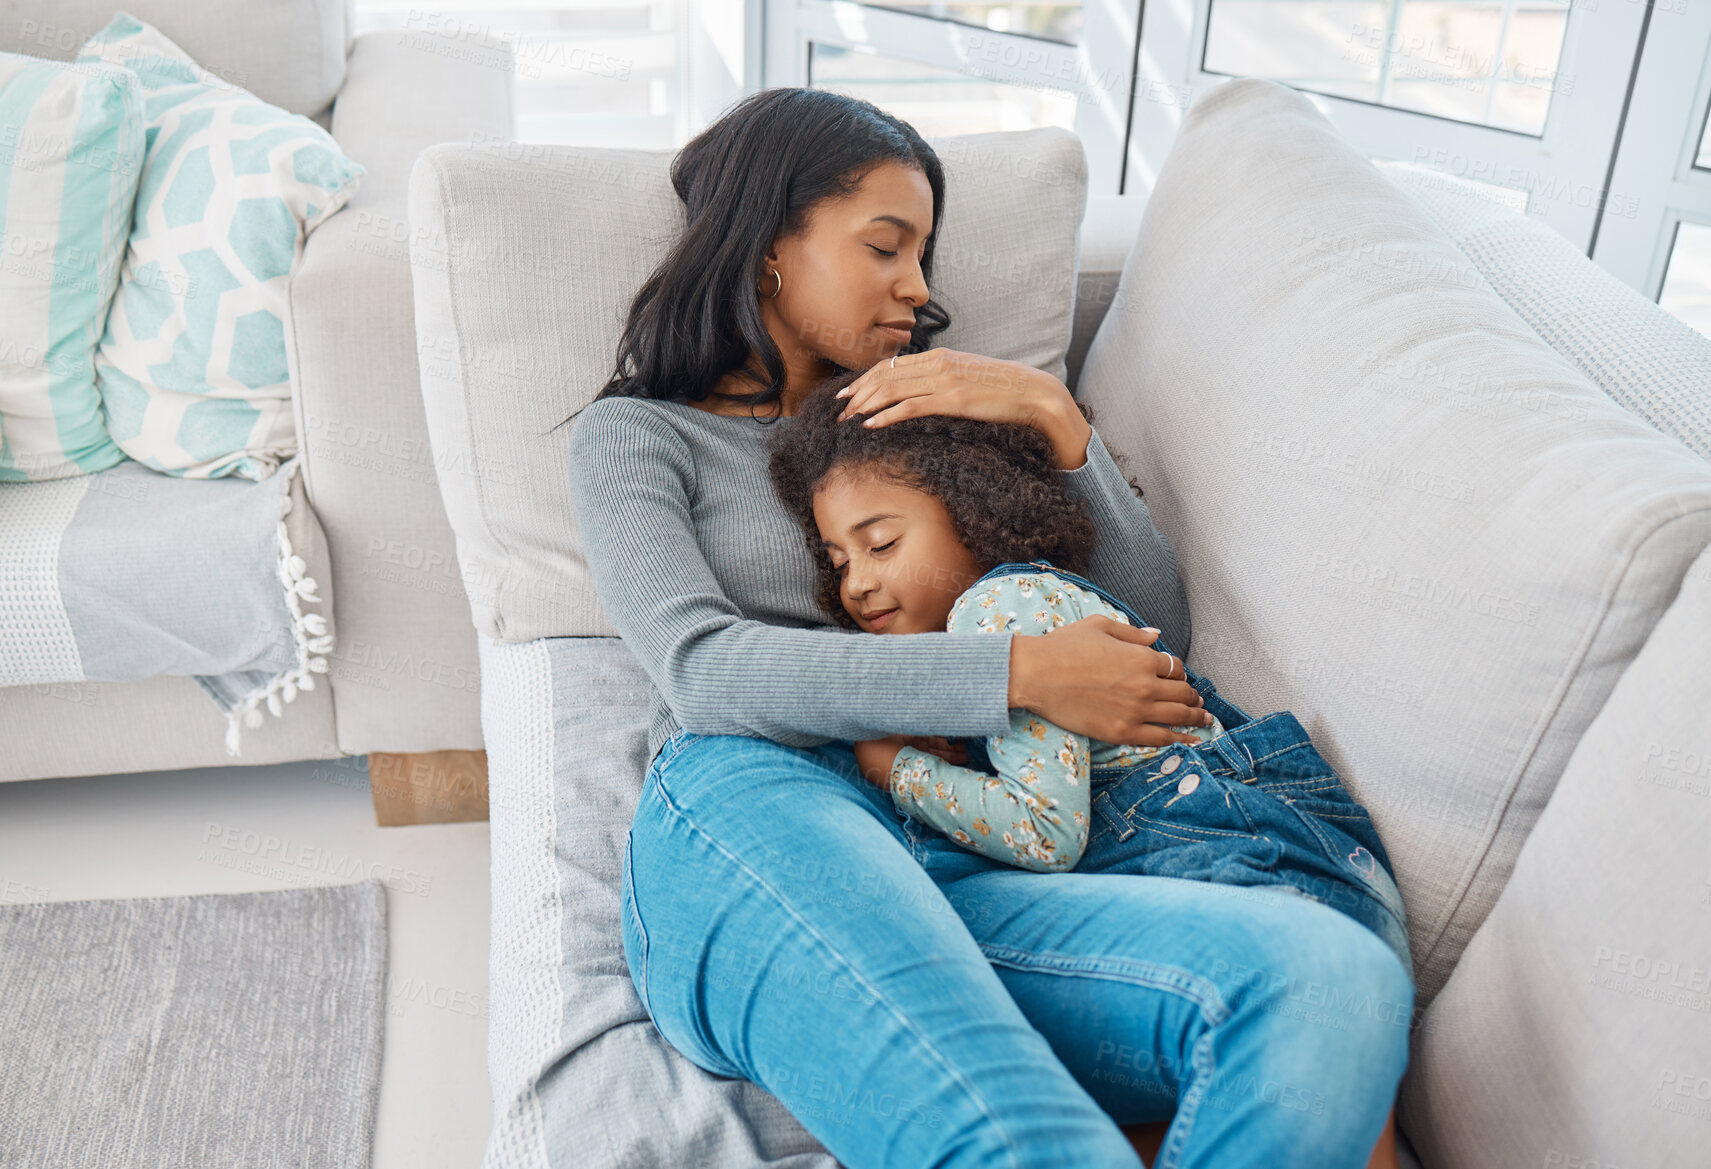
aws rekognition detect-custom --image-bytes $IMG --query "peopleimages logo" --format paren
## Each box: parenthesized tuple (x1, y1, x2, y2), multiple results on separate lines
(198, 821, 434, 896)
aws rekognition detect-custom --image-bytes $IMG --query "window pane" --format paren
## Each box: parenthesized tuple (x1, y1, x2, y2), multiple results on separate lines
(856, 2, 1084, 47)
(1697, 102, 1711, 170)
(1659, 221, 1711, 339)
(808, 43, 1078, 136)
(352, 1, 682, 149)
(1205, 0, 1572, 135)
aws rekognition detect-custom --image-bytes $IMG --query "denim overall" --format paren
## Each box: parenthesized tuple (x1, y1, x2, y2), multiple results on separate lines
(963, 560, 1414, 980)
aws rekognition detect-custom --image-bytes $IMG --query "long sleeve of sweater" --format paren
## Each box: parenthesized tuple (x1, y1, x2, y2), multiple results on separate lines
(1056, 424, 1192, 660)
(565, 397, 1018, 747)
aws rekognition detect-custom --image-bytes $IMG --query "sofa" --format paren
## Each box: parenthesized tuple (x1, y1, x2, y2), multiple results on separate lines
(0, 0, 512, 784)
(408, 73, 1711, 1169)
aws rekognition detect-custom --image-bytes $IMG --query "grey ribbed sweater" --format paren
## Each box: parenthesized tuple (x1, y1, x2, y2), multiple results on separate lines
(565, 395, 1192, 764)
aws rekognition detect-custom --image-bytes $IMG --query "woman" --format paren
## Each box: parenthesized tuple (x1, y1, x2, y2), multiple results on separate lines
(561, 87, 1413, 1168)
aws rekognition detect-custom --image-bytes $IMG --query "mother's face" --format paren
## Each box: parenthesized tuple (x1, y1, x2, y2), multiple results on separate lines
(765, 159, 935, 373)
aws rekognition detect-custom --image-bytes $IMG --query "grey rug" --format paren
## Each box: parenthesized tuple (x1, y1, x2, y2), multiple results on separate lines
(0, 879, 387, 1169)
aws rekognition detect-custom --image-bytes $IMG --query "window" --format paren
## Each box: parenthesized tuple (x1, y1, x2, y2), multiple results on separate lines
(858, 2, 1086, 46)
(1659, 221, 1711, 338)
(807, 42, 1078, 136)
(1130, 0, 1645, 248)
(1591, 1, 1711, 333)
(765, 0, 1142, 193)
(1203, 0, 1573, 135)
(351, 0, 686, 149)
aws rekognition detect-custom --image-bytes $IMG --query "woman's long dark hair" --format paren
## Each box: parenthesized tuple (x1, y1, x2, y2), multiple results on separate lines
(552, 87, 952, 431)
(767, 368, 1100, 628)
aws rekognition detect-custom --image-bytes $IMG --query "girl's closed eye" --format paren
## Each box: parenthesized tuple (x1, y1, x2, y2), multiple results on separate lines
(831, 538, 894, 574)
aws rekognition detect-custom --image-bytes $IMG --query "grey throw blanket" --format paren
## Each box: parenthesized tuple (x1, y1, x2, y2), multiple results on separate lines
(0, 453, 331, 754)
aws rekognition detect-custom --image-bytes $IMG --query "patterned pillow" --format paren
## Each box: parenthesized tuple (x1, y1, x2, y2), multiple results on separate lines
(0, 53, 142, 482)
(76, 12, 364, 480)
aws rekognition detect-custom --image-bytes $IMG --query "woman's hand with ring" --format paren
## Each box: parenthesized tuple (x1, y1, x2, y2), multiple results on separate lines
(833, 348, 1093, 470)
(1008, 616, 1210, 747)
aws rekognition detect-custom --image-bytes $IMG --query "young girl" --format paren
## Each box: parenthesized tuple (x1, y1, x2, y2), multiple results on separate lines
(766, 367, 1413, 981)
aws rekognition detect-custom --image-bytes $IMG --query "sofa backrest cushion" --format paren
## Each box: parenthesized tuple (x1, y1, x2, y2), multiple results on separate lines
(1, 0, 349, 118)
(1076, 78, 1711, 1006)
(407, 128, 1089, 642)
(1378, 160, 1711, 467)
(1397, 542, 1711, 1169)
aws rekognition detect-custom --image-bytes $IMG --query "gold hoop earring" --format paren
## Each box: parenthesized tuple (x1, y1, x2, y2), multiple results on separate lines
(759, 268, 782, 299)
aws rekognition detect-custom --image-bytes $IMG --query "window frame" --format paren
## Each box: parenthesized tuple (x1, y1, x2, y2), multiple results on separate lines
(1126, 0, 1651, 249)
(1590, 0, 1711, 301)
(761, 0, 1144, 195)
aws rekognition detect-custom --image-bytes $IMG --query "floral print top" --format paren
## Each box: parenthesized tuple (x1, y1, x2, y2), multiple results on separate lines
(888, 569, 1227, 873)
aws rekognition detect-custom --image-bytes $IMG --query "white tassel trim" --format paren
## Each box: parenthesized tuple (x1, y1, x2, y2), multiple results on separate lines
(223, 457, 331, 756)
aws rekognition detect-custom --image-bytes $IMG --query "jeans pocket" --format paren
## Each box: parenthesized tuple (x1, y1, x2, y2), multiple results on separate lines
(620, 831, 652, 1016)
(1085, 766, 1281, 885)
(1123, 754, 1262, 842)
(1256, 753, 1402, 905)
(1092, 789, 1131, 843)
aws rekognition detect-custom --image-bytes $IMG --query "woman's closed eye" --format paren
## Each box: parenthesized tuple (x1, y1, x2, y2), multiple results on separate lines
(869, 245, 897, 257)
(872, 539, 897, 554)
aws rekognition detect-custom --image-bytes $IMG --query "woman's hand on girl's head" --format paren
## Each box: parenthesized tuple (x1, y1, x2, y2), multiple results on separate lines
(833, 348, 1092, 470)
(1007, 616, 1213, 748)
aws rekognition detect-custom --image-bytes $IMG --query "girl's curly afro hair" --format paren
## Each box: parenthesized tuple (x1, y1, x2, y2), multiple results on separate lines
(766, 364, 1104, 629)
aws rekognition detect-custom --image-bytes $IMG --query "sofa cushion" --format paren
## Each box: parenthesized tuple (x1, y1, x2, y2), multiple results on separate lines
(407, 127, 1088, 643)
(1378, 160, 1711, 466)
(1, 0, 349, 119)
(77, 13, 364, 481)
(478, 633, 838, 1168)
(1076, 77, 1711, 1006)
(1396, 540, 1711, 1168)
(0, 52, 141, 481)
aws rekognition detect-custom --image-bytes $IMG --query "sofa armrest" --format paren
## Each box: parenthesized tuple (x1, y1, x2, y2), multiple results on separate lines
(285, 30, 512, 754)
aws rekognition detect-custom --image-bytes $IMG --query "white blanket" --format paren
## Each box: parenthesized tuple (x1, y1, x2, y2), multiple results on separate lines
(0, 454, 330, 753)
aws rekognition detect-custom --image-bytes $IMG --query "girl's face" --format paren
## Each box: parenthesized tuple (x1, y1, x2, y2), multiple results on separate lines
(812, 465, 983, 634)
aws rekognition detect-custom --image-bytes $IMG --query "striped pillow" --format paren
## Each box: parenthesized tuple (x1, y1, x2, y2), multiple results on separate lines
(76, 13, 364, 480)
(0, 54, 143, 482)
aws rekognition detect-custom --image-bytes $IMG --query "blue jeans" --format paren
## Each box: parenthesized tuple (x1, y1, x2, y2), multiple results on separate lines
(965, 560, 1413, 980)
(1082, 710, 1414, 980)
(621, 727, 1414, 1168)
